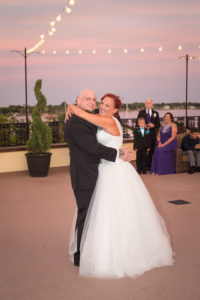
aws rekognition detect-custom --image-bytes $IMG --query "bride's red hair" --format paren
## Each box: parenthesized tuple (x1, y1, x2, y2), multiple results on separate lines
(101, 93, 122, 118)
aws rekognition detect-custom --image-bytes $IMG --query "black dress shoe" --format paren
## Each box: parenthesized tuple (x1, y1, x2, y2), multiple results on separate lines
(188, 166, 196, 174)
(74, 251, 80, 267)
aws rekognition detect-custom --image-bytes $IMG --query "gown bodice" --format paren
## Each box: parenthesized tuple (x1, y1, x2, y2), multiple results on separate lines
(96, 117, 123, 149)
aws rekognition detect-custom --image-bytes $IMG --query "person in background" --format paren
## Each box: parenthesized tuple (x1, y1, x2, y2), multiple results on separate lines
(137, 99, 160, 170)
(181, 127, 200, 174)
(151, 112, 177, 175)
(134, 118, 151, 174)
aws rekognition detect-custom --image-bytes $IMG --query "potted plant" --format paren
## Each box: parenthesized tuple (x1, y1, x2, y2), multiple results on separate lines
(25, 79, 52, 177)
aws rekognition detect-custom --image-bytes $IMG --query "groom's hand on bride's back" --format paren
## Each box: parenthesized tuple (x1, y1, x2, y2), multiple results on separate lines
(119, 146, 134, 162)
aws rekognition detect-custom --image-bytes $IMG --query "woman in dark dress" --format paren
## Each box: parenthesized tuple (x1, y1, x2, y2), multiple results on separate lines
(151, 112, 177, 175)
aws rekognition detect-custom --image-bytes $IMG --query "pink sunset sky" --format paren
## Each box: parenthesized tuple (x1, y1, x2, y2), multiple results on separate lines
(0, 0, 200, 106)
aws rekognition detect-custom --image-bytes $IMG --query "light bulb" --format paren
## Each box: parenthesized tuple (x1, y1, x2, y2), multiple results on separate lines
(108, 49, 112, 54)
(51, 27, 56, 33)
(178, 45, 182, 51)
(69, 0, 75, 6)
(66, 50, 70, 55)
(50, 21, 56, 27)
(48, 31, 53, 36)
(124, 48, 128, 53)
(92, 49, 96, 54)
(40, 34, 45, 40)
(53, 50, 56, 54)
(158, 46, 163, 52)
(78, 50, 82, 55)
(42, 50, 46, 54)
(140, 48, 144, 53)
(56, 15, 61, 22)
(65, 6, 72, 14)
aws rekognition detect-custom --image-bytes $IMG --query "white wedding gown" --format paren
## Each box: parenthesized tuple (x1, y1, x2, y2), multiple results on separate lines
(70, 117, 174, 278)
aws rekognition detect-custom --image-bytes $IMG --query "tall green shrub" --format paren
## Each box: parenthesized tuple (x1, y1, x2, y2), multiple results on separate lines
(27, 79, 52, 153)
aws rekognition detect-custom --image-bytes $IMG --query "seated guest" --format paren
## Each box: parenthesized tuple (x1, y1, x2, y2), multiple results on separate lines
(151, 112, 177, 175)
(181, 127, 200, 174)
(134, 118, 151, 174)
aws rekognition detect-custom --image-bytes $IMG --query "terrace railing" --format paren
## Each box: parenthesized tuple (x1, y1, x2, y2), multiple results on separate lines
(0, 116, 200, 147)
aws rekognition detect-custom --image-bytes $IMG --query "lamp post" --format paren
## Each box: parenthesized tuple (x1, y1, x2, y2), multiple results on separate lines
(11, 48, 39, 139)
(179, 54, 195, 128)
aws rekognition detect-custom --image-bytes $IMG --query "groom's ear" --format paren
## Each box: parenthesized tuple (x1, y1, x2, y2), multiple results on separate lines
(76, 97, 81, 107)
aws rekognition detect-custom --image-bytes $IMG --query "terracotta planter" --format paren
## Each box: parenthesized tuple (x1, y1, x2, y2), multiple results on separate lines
(25, 152, 52, 177)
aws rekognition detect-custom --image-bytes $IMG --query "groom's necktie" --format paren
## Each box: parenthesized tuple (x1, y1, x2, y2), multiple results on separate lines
(146, 110, 151, 123)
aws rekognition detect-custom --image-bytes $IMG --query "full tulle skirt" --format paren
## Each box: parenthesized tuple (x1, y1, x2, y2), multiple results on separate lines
(69, 160, 175, 278)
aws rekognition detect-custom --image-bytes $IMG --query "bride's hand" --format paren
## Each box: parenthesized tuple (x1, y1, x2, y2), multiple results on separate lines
(65, 106, 73, 122)
(69, 104, 80, 114)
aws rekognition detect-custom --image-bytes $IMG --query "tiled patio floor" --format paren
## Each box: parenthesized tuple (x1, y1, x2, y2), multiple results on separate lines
(0, 167, 200, 300)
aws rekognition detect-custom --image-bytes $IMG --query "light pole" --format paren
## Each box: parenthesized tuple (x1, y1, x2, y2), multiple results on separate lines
(11, 47, 39, 138)
(179, 54, 195, 128)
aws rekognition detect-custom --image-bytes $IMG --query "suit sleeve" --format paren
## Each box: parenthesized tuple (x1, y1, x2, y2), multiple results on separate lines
(181, 136, 191, 151)
(147, 134, 151, 148)
(154, 111, 160, 129)
(71, 121, 117, 162)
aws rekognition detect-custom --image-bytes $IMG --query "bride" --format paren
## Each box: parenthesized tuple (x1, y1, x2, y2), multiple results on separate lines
(68, 93, 174, 279)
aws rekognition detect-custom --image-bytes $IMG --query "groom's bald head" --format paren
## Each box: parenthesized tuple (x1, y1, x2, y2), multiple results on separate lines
(77, 89, 97, 112)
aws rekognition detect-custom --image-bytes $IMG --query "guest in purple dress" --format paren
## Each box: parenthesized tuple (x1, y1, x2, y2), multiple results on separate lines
(151, 112, 178, 175)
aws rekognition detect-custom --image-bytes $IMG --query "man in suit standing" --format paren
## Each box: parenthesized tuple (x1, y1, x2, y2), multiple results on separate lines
(64, 89, 132, 266)
(137, 99, 160, 170)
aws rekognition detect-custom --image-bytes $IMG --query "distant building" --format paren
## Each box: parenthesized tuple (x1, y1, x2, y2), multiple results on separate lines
(163, 105, 170, 110)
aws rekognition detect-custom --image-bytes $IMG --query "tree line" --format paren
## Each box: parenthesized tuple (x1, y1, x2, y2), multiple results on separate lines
(0, 102, 200, 124)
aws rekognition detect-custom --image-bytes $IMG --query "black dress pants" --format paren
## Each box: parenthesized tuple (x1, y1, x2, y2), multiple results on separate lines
(136, 149, 147, 172)
(73, 188, 95, 252)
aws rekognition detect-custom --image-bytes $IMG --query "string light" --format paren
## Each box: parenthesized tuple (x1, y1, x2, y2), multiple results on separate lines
(42, 50, 46, 54)
(56, 15, 62, 22)
(39, 45, 200, 56)
(27, 40, 44, 54)
(65, 7, 72, 14)
(27, 2, 76, 53)
(50, 21, 56, 27)
(69, 0, 75, 6)
(178, 45, 182, 51)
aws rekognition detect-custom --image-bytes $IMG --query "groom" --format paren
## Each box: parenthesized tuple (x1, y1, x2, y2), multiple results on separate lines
(64, 89, 132, 266)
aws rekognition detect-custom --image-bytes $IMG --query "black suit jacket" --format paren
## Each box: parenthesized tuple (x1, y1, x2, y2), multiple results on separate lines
(137, 109, 160, 140)
(64, 115, 117, 190)
(134, 128, 151, 150)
